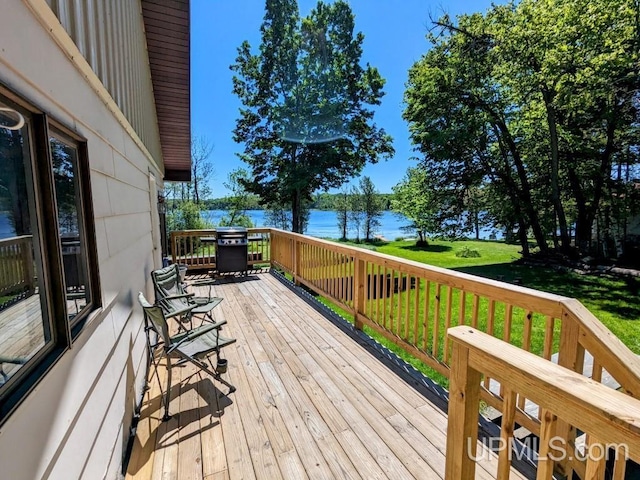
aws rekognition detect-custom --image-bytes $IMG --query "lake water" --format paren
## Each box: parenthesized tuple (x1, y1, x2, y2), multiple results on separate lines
(204, 209, 411, 240)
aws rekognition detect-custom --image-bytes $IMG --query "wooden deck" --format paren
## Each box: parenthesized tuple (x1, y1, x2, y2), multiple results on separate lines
(125, 271, 529, 480)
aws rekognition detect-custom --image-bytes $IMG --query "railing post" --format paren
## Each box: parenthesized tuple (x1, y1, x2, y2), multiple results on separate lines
(445, 339, 481, 480)
(353, 256, 365, 330)
(170, 232, 176, 265)
(555, 309, 585, 477)
(293, 238, 301, 285)
(22, 236, 35, 293)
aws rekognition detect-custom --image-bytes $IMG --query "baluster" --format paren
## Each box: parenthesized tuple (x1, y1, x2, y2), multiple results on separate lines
(368, 261, 374, 320)
(444, 286, 453, 364)
(500, 304, 514, 397)
(458, 290, 466, 326)
(497, 388, 517, 480)
(483, 300, 496, 390)
(404, 274, 411, 340)
(543, 316, 555, 360)
(518, 311, 534, 410)
(375, 264, 381, 325)
(382, 266, 388, 330)
(537, 409, 558, 480)
(612, 454, 627, 480)
(413, 277, 420, 345)
(471, 295, 479, 328)
(432, 284, 441, 358)
(423, 280, 430, 352)
(396, 271, 403, 336)
(584, 435, 606, 479)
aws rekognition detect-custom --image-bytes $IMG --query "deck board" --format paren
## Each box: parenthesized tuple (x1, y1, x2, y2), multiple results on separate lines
(125, 271, 529, 480)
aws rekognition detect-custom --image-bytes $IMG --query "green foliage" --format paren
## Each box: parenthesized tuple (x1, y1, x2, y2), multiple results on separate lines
(334, 188, 349, 240)
(312, 191, 392, 211)
(218, 213, 253, 228)
(231, 0, 394, 233)
(359, 176, 383, 242)
(219, 168, 254, 228)
(166, 200, 212, 232)
(455, 246, 481, 258)
(391, 167, 440, 243)
(403, 0, 640, 258)
(203, 195, 262, 210)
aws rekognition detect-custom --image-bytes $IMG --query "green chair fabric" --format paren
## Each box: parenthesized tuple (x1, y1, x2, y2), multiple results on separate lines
(151, 264, 223, 327)
(138, 292, 236, 421)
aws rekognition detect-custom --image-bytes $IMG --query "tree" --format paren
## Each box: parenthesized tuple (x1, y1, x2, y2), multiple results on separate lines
(231, 0, 394, 233)
(391, 168, 440, 246)
(359, 176, 383, 241)
(335, 187, 349, 240)
(403, 0, 639, 257)
(165, 136, 215, 232)
(348, 184, 364, 241)
(190, 136, 214, 204)
(219, 168, 254, 227)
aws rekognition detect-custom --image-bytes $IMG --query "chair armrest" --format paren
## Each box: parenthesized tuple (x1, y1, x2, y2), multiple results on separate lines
(163, 304, 197, 319)
(163, 292, 195, 300)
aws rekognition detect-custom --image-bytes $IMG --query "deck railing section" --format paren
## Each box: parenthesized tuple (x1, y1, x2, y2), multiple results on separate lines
(269, 228, 640, 477)
(446, 327, 640, 480)
(0, 235, 34, 298)
(170, 228, 271, 271)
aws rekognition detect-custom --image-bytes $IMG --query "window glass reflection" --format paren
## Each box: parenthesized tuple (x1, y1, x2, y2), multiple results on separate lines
(50, 137, 91, 322)
(0, 101, 49, 387)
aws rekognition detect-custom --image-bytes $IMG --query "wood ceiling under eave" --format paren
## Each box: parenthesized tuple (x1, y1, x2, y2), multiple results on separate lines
(142, 0, 191, 182)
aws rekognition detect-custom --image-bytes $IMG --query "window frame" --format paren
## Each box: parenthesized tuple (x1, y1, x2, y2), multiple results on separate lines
(0, 84, 101, 423)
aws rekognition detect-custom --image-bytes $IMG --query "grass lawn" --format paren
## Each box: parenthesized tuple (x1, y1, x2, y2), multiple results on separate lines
(376, 239, 640, 355)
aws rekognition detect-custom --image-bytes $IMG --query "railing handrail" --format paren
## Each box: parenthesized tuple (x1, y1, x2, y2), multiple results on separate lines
(270, 228, 568, 316)
(446, 326, 640, 478)
(562, 298, 640, 397)
(0, 235, 33, 248)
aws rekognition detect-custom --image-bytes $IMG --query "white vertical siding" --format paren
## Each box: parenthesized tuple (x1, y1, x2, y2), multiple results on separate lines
(45, 0, 163, 162)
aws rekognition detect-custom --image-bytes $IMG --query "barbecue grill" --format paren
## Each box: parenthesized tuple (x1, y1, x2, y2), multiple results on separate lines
(216, 227, 248, 274)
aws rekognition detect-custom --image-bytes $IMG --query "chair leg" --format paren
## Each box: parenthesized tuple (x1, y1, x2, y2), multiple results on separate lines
(162, 356, 172, 422)
(214, 371, 236, 394)
(145, 327, 163, 393)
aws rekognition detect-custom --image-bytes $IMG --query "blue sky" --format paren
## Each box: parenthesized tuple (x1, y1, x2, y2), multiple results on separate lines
(191, 0, 497, 196)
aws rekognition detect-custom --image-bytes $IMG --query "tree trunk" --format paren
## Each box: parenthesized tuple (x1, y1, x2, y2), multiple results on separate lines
(543, 90, 570, 252)
(566, 116, 617, 255)
(518, 222, 530, 256)
(291, 190, 302, 233)
(474, 209, 480, 240)
(491, 122, 549, 253)
(489, 119, 548, 253)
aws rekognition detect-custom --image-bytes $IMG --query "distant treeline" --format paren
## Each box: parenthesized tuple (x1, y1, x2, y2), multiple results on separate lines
(198, 192, 393, 211)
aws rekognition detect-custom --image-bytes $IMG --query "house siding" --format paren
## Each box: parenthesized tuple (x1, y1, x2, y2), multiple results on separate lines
(45, 0, 163, 163)
(0, 1, 163, 479)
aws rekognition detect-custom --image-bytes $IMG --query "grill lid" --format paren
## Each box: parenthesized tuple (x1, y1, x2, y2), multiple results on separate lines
(216, 226, 248, 235)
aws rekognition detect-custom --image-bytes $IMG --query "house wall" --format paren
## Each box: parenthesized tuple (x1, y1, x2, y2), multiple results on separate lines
(45, 0, 163, 163)
(0, 1, 163, 479)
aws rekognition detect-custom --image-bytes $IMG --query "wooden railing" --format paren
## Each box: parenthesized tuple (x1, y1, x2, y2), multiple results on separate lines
(0, 235, 34, 297)
(446, 327, 640, 480)
(170, 228, 271, 271)
(268, 228, 640, 478)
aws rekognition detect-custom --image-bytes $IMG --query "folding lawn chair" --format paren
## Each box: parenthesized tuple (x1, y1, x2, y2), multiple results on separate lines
(151, 264, 223, 327)
(138, 292, 236, 421)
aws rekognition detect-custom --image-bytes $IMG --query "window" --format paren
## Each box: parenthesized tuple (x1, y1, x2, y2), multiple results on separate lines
(0, 87, 99, 421)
